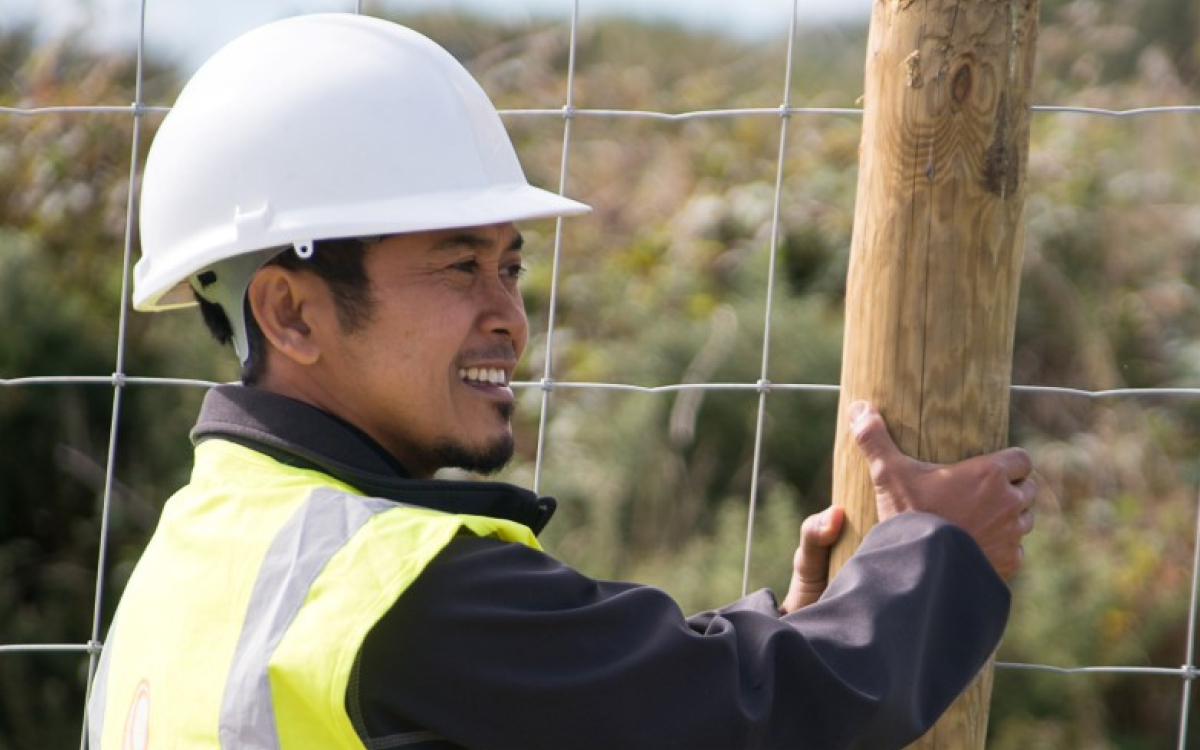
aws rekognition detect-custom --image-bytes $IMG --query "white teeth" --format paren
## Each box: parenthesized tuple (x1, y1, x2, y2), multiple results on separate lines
(459, 367, 508, 386)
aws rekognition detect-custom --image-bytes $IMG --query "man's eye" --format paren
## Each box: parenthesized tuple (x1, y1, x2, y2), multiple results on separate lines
(505, 263, 528, 280)
(451, 260, 479, 273)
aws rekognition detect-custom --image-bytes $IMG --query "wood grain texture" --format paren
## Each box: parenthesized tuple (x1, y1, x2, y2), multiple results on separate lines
(828, 1, 1038, 747)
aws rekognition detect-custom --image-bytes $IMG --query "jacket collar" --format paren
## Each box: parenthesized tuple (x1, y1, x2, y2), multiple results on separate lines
(191, 384, 557, 535)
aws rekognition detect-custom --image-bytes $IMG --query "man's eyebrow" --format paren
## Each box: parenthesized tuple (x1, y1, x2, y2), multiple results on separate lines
(430, 232, 525, 253)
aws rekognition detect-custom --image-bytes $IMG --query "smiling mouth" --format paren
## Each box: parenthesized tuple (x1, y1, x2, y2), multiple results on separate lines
(458, 367, 509, 388)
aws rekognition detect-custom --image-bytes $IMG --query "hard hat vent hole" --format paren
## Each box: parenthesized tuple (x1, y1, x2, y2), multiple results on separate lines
(197, 271, 218, 288)
(294, 242, 314, 260)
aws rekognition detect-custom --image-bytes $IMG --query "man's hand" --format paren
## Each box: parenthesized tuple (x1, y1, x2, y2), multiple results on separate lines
(779, 505, 845, 615)
(848, 400, 1037, 580)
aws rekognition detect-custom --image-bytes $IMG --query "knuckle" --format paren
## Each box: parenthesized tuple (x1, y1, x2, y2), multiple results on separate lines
(1010, 448, 1033, 472)
(981, 460, 1008, 486)
(853, 423, 876, 448)
(868, 458, 897, 487)
(799, 518, 821, 541)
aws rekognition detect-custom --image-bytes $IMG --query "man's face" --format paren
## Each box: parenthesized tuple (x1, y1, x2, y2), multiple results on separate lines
(322, 223, 529, 477)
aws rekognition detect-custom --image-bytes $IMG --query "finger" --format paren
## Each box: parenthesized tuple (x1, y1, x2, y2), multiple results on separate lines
(785, 508, 846, 614)
(822, 505, 846, 543)
(1018, 508, 1035, 535)
(805, 505, 845, 548)
(958, 448, 1032, 489)
(1015, 475, 1038, 509)
(1012, 543, 1026, 578)
(795, 510, 837, 583)
(994, 447, 1033, 483)
(847, 401, 904, 470)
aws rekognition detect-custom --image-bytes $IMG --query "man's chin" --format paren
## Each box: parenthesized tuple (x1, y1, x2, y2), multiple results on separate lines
(431, 434, 515, 476)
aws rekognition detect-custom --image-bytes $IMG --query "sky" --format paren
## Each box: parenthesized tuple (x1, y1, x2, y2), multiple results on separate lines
(7, 0, 872, 75)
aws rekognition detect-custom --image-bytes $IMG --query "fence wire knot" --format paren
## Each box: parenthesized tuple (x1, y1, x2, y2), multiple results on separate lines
(110, 372, 128, 388)
(756, 378, 772, 394)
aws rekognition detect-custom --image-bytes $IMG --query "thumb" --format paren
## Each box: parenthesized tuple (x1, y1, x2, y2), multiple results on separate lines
(847, 400, 902, 468)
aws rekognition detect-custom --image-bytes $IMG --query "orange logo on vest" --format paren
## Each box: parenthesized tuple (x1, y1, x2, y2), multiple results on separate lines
(122, 681, 150, 750)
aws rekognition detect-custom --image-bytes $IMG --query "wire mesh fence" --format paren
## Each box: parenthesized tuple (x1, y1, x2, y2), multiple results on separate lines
(4, 0, 1200, 747)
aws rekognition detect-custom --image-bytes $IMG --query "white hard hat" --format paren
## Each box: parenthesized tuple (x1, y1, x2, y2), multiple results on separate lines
(134, 13, 589, 361)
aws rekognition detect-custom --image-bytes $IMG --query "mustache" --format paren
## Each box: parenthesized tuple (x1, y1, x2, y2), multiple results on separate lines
(456, 343, 519, 366)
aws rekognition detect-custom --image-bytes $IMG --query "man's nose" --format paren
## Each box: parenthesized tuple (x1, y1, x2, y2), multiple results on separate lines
(479, 274, 528, 345)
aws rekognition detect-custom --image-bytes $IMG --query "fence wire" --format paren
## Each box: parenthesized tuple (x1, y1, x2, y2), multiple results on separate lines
(3, 0, 1200, 747)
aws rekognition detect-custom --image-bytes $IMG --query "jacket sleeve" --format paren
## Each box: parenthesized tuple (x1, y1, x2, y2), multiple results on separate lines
(351, 512, 1010, 750)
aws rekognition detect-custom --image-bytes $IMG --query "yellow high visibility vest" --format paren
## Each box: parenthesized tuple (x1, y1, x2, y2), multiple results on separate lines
(87, 439, 541, 749)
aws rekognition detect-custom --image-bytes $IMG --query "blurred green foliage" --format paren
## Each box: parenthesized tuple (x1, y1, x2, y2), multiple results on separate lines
(4, 1, 1200, 747)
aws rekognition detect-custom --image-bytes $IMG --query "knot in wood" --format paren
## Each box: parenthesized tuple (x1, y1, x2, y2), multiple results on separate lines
(951, 64, 973, 105)
(904, 50, 923, 89)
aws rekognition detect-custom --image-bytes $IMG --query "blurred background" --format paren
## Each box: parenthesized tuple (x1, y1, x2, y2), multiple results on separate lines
(4, 0, 1200, 747)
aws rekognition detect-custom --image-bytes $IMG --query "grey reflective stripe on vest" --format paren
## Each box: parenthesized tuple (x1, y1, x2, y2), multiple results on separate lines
(219, 487, 397, 749)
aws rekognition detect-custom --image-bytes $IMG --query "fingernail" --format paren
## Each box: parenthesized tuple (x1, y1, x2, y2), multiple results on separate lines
(848, 401, 868, 434)
(818, 510, 830, 531)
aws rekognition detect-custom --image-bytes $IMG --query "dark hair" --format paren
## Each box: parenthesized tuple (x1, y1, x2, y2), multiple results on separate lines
(194, 238, 375, 385)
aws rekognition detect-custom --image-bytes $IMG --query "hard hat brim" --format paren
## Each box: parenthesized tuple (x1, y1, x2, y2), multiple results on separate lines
(133, 184, 590, 312)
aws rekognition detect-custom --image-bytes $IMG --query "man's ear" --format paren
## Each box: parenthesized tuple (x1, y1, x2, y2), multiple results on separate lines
(246, 266, 322, 366)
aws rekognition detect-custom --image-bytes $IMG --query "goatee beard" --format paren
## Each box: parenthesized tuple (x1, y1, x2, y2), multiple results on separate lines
(431, 403, 516, 476)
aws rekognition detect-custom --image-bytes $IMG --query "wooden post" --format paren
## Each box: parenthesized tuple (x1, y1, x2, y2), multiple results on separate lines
(828, 1, 1038, 748)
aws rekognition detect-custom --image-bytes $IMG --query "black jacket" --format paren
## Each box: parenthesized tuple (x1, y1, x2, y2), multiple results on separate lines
(194, 385, 1010, 750)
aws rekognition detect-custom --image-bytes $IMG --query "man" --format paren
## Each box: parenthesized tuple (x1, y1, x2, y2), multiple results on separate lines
(87, 13, 1036, 750)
